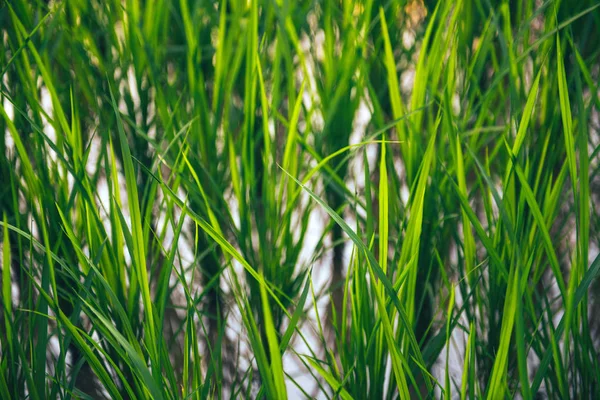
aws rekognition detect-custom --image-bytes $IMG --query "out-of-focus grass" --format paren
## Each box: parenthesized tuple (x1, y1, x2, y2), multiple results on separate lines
(1, 0, 600, 398)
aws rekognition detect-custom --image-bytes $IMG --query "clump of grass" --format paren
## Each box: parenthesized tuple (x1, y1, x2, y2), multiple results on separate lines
(1, 0, 600, 398)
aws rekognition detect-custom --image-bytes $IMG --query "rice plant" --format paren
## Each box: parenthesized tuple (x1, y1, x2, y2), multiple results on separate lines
(1, 0, 600, 398)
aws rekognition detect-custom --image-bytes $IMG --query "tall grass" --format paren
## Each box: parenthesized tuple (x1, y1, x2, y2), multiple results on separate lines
(1, 0, 600, 398)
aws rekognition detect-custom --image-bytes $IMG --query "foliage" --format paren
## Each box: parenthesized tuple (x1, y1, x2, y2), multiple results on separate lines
(1, 0, 600, 398)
